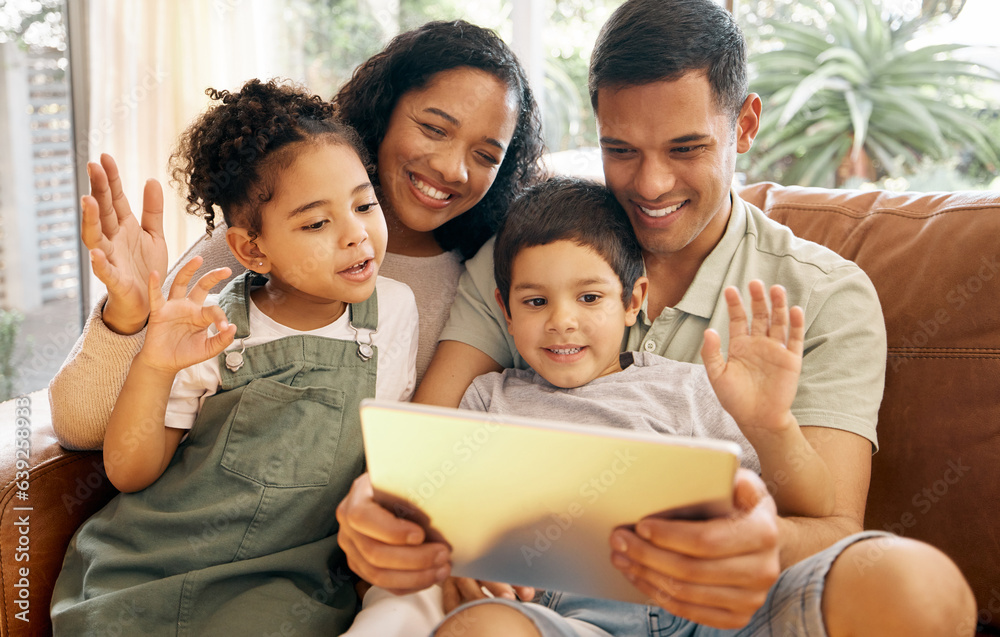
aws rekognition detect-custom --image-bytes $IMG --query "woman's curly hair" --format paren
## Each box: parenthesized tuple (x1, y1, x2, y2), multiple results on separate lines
(334, 20, 545, 259)
(170, 79, 371, 239)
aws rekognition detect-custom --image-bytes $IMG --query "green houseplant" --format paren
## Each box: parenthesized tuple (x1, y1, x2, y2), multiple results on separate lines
(745, 0, 1000, 187)
(0, 310, 25, 401)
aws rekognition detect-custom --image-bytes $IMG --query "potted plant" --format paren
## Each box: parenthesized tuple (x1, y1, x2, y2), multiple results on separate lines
(744, 0, 1000, 187)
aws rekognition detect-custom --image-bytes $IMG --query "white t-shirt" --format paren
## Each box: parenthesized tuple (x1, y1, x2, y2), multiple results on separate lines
(165, 276, 418, 430)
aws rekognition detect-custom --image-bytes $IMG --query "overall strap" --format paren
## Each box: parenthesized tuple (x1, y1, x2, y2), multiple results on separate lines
(217, 270, 269, 340)
(348, 287, 379, 331)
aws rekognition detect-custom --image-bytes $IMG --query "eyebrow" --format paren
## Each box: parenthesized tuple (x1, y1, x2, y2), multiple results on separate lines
(424, 107, 507, 152)
(286, 183, 373, 218)
(600, 133, 711, 146)
(512, 277, 616, 292)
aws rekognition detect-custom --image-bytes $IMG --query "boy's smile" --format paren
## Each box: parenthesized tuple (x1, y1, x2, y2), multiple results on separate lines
(497, 240, 645, 389)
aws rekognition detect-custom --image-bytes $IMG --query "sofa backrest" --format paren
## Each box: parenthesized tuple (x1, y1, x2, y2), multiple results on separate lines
(740, 182, 1000, 629)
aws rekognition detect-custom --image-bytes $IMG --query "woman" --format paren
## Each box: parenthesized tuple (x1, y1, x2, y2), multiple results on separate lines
(50, 19, 544, 450)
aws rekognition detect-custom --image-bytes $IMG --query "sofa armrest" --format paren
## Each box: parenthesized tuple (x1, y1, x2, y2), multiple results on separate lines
(0, 390, 118, 637)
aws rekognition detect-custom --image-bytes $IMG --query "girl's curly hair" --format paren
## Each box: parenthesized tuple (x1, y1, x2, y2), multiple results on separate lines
(170, 79, 371, 239)
(334, 20, 545, 259)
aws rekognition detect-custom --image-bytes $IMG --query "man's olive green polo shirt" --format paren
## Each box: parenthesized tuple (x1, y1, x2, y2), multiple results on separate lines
(440, 190, 885, 449)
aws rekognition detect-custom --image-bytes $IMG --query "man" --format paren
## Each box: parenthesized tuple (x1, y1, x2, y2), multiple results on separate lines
(337, 1, 975, 634)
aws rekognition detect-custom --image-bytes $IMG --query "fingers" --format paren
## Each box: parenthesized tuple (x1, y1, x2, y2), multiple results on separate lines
(478, 580, 519, 601)
(441, 578, 526, 613)
(610, 528, 778, 627)
(723, 286, 748, 337)
(81, 195, 110, 252)
(188, 267, 232, 306)
(335, 474, 451, 595)
(440, 578, 462, 613)
(455, 577, 492, 602)
(141, 178, 165, 240)
(88, 159, 118, 237)
(767, 285, 788, 341)
(201, 303, 232, 333)
(613, 522, 774, 585)
(147, 270, 165, 314)
(89, 248, 119, 290)
(788, 306, 805, 357)
(727, 282, 804, 349)
(700, 328, 724, 381)
(629, 474, 777, 562)
(100, 153, 135, 225)
(732, 468, 777, 516)
(202, 306, 236, 355)
(622, 572, 767, 630)
(167, 257, 205, 301)
(512, 585, 536, 601)
(748, 280, 769, 336)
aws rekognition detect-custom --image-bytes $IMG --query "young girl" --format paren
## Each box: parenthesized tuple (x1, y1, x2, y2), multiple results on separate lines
(50, 79, 418, 636)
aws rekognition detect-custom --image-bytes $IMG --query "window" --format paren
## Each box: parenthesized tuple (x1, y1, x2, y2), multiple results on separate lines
(0, 0, 80, 400)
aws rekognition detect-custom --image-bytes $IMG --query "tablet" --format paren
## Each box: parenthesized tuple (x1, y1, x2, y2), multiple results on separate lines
(359, 399, 741, 605)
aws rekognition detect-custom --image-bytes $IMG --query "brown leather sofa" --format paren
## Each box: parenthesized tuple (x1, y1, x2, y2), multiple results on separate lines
(2, 183, 999, 636)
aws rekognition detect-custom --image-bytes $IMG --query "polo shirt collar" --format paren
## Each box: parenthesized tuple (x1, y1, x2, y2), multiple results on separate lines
(639, 189, 748, 322)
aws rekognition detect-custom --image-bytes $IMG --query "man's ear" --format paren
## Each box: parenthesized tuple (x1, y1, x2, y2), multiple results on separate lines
(624, 276, 648, 327)
(494, 289, 515, 335)
(226, 227, 270, 273)
(735, 93, 762, 154)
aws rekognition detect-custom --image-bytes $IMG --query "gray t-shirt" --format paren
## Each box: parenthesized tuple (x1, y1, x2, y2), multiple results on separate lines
(459, 351, 761, 473)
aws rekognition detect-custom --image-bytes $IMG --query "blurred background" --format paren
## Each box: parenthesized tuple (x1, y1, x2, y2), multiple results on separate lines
(1, 0, 997, 398)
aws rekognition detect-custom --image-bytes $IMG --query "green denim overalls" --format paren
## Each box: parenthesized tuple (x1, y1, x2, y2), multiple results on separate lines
(52, 271, 377, 636)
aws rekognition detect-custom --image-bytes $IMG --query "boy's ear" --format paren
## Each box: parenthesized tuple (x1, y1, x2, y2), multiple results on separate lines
(226, 227, 270, 273)
(624, 276, 648, 327)
(494, 289, 515, 335)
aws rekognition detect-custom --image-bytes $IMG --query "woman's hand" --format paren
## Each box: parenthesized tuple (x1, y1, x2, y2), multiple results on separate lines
(138, 257, 235, 375)
(83, 153, 169, 335)
(700, 280, 804, 439)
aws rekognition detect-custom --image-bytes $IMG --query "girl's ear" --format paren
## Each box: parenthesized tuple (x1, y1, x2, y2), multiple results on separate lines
(624, 276, 648, 327)
(226, 227, 270, 273)
(494, 288, 515, 335)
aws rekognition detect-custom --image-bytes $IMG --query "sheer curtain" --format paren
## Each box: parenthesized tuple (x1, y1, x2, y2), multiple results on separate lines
(84, 0, 292, 298)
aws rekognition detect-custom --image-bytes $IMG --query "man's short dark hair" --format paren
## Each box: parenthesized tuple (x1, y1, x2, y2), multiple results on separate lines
(494, 177, 644, 313)
(589, 0, 748, 122)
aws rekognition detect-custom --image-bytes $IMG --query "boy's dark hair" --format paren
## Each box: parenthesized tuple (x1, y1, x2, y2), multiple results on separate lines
(494, 177, 643, 313)
(589, 0, 748, 123)
(335, 20, 544, 259)
(170, 79, 371, 240)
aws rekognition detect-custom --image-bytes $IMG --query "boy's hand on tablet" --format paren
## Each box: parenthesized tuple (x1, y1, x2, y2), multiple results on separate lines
(138, 257, 235, 374)
(441, 577, 535, 613)
(701, 280, 804, 440)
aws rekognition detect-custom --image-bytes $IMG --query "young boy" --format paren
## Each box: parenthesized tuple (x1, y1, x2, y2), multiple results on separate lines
(349, 176, 837, 637)
(433, 175, 836, 635)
